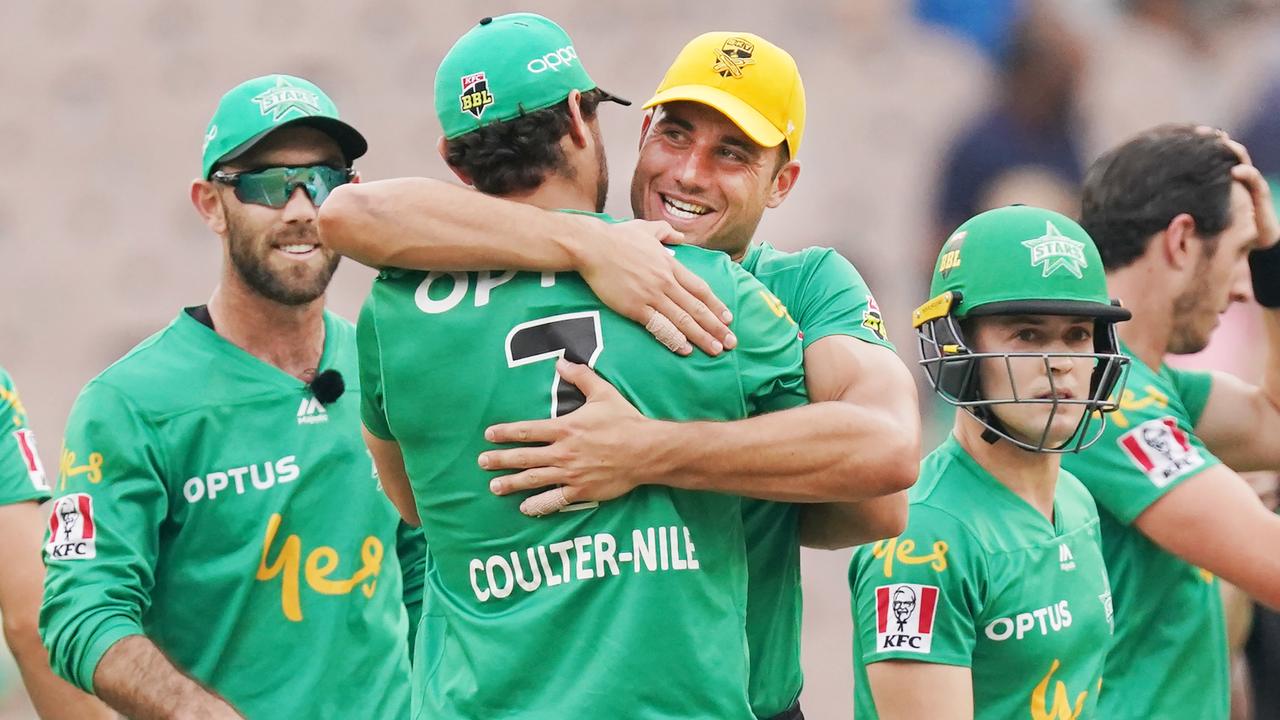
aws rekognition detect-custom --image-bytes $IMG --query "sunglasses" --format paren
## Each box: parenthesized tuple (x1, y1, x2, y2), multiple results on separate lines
(211, 165, 354, 208)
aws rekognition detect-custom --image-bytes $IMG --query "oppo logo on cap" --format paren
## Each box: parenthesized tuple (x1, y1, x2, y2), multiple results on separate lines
(527, 46, 579, 73)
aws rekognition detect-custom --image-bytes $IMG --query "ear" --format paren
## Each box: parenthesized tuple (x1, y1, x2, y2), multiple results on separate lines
(637, 109, 655, 151)
(1160, 212, 1199, 271)
(765, 159, 801, 209)
(565, 89, 590, 149)
(437, 135, 474, 186)
(190, 179, 228, 235)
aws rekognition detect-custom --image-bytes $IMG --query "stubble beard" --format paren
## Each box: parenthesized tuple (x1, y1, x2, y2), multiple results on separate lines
(225, 212, 339, 307)
(593, 124, 609, 213)
(1168, 261, 1214, 355)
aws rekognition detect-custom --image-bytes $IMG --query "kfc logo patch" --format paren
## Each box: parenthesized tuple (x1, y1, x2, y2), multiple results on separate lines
(1118, 416, 1204, 487)
(875, 583, 939, 654)
(12, 429, 48, 491)
(459, 72, 495, 120)
(46, 494, 96, 560)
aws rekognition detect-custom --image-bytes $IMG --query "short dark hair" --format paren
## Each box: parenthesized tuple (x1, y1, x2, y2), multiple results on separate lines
(1080, 123, 1239, 270)
(443, 89, 605, 196)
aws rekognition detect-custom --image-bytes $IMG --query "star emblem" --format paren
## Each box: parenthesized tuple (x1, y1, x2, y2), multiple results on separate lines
(252, 77, 322, 122)
(1021, 221, 1088, 279)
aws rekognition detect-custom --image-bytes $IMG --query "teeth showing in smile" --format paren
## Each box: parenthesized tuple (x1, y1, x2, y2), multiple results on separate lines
(662, 195, 710, 220)
(279, 244, 318, 255)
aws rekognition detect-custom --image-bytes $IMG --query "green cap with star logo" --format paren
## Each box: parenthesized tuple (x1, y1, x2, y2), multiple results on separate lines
(915, 205, 1130, 326)
(434, 13, 630, 140)
(200, 74, 367, 178)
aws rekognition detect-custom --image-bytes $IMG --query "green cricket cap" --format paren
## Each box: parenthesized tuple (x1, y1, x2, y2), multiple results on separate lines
(200, 74, 367, 179)
(434, 13, 630, 140)
(914, 205, 1130, 327)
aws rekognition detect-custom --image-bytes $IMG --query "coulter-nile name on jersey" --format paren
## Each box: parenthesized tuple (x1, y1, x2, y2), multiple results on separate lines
(359, 218, 808, 720)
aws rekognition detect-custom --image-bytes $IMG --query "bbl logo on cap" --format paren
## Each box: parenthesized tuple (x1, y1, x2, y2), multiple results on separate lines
(713, 37, 756, 78)
(459, 72, 495, 119)
(939, 230, 965, 278)
(253, 77, 323, 122)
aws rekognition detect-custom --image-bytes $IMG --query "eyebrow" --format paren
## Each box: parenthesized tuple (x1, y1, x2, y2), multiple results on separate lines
(656, 113, 762, 159)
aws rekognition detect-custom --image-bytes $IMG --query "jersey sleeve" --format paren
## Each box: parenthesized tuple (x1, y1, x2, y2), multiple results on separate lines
(850, 505, 987, 668)
(1070, 386, 1221, 525)
(357, 292, 394, 441)
(39, 380, 168, 692)
(396, 521, 426, 660)
(0, 369, 50, 505)
(795, 249, 896, 351)
(727, 263, 809, 415)
(1167, 366, 1213, 426)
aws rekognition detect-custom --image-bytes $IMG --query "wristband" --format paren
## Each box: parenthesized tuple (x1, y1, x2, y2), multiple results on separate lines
(1249, 241, 1280, 308)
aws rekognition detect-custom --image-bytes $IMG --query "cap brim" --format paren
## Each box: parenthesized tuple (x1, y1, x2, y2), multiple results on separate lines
(967, 299, 1132, 322)
(596, 87, 631, 107)
(214, 116, 368, 174)
(642, 84, 784, 149)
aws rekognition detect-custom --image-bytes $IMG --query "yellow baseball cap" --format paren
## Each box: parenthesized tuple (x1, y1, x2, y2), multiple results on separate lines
(643, 32, 806, 157)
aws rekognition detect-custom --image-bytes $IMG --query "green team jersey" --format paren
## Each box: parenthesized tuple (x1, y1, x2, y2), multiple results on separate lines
(1060, 347, 1225, 720)
(359, 227, 808, 720)
(40, 310, 417, 719)
(850, 436, 1114, 719)
(737, 241, 894, 718)
(0, 366, 50, 505)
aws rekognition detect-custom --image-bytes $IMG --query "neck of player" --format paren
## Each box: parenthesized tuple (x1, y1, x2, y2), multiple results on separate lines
(501, 172, 599, 215)
(206, 270, 326, 382)
(1104, 263, 1174, 370)
(954, 411, 1059, 522)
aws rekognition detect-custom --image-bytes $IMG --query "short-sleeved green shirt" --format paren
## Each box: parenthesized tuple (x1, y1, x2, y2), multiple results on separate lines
(1061, 347, 1225, 720)
(40, 312, 414, 719)
(0, 366, 50, 505)
(851, 436, 1113, 719)
(738, 241, 893, 717)
(359, 221, 808, 720)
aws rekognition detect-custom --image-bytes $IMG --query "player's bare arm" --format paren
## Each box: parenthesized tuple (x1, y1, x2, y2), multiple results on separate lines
(483, 353, 918, 514)
(363, 428, 420, 527)
(794, 336, 919, 549)
(318, 179, 734, 356)
(93, 635, 243, 720)
(0, 502, 113, 720)
(865, 661, 974, 720)
(1133, 465, 1280, 608)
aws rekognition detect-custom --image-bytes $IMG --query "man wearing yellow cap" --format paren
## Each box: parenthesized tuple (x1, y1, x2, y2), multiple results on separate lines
(321, 28, 920, 720)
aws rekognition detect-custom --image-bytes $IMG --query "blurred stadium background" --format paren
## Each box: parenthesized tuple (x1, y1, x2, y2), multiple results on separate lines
(4, 0, 1280, 717)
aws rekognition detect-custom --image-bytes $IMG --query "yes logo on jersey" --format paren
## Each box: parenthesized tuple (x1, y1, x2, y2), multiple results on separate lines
(46, 494, 96, 560)
(1118, 416, 1203, 487)
(12, 428, 48, 491)
(875, 583, 939, 653)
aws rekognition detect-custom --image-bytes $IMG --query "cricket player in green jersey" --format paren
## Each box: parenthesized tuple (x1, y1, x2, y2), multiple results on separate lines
(1056, 124, 1280, 720)
(0, 367, 112, 719)
(321, 28, 919, 720)
(356, 14, 811, 719)
(39, 75, 421, 720)
(851, 205, 1131, 719)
